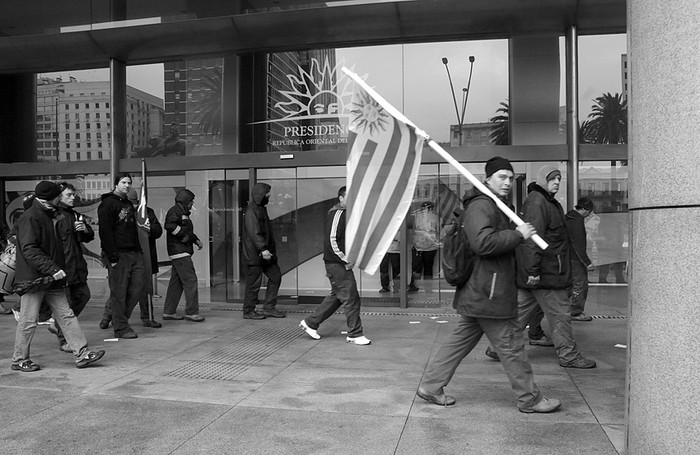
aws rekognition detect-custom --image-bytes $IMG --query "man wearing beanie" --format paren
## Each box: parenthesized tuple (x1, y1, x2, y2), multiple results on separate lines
(515, 165, 597, 368)
(565, 197, 596, 321)
(98, 172, 144, 339)
(162, 188, 205, 322)
(11, 181, 105, 372)
(417, 157, 561, 413)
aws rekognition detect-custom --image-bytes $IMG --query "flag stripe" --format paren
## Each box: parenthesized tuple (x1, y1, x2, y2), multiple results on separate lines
(357, 125, 419, 270)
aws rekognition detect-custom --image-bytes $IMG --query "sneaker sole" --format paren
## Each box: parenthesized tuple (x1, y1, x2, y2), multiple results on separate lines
(76, 351, 105, 369)
(299, 322, 321, 340)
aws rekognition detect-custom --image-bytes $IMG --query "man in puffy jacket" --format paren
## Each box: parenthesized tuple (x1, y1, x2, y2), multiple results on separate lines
(515, 166, 596, 369)
(241, 182, 284, 319)
(162, 189, 205, 322)
(98, 172, 144, 339)
(416, 158, 559, 413)
(11, 181, 105, 372)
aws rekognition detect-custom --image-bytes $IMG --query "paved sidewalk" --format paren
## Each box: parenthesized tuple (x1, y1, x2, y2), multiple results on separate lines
(0, 286, 627, 454)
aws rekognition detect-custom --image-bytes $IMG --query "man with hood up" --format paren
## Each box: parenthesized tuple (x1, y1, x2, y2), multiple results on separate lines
(515, 165, 596, 369)
(162, 188, 205, 322)
(98, 172, 144, 339)
(416, 158, 559, 413)
(242, 182, 284, 319)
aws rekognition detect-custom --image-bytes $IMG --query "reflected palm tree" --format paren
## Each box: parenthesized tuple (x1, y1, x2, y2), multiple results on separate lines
(580, 92, 627, 144)
(195, 67, 222, 137)
(489, 100, 509, 145)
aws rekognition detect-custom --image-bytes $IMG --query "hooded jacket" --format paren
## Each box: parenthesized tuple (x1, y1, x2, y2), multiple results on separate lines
(565, 209, 592, 267)
(516, 183, 572, 290)
(453, 187, 524, 319)
(242, 183, 276, 266)
(14, 199, 66, 291)
(55, 203, 94, 285)
(323, 202, 347, 264)
(98, 191, 141, 264)
(165, 189, 199, 259)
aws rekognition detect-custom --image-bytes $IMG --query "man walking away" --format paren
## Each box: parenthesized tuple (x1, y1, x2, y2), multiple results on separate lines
(565, 197, 596, 322)
(242, 183, 284, 319)
(162, 189, 205, 322)
(11, 181, 105, 372)
(299, 186, 370, 346)
(417, 158, 559, 413)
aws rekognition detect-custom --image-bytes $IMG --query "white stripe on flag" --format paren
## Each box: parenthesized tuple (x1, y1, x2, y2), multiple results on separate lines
(345, 83, 423, 275)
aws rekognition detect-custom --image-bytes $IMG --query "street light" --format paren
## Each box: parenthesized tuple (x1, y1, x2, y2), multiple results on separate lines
(441, 55, 476, 146)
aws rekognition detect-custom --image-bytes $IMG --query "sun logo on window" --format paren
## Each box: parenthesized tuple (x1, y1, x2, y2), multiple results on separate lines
(274, 58, 355, 120)
(349, 88, 389, 136)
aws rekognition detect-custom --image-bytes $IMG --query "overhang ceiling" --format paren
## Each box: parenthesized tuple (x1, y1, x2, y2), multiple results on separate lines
(0, 0, 626, 73)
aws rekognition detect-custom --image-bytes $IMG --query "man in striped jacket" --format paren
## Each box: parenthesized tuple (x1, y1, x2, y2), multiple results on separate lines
(299, 186, 371, 345)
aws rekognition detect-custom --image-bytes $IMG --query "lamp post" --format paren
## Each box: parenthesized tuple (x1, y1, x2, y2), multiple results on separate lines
(55, 96, 60, 162)
(441, 56, 475, 146)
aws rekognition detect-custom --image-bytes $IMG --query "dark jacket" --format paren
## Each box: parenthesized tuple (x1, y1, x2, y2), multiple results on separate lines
(322, 203, 347, 265)
(98, 191, 141, 263)
(55, 203, 94, 285)
(145, 207, 162, 271)
(565, 209, 592, 267)
(516, 183, 572, 290)
(165, 190, 199, 259)
(242, 183, 276, 265)
(454, 187, 524, 319)
(14, 199, 66, 291)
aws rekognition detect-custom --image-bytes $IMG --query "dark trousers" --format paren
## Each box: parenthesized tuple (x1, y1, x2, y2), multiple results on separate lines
(570, 261, 589, 316)
(39, 282, 91, 346)
(139, 274, 157, 321)
(305, 262, 363, 337)
(163, 256, 200, 316)
(379, 253, 400, 288)
(411, 248, 437, 285)
(243, 262, 281, 313)
(106, 251, 145, 333)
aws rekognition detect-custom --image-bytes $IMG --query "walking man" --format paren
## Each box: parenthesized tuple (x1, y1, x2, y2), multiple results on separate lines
(98, 172, 144, 339)
(162, 189, 205, 322)
(11, 181, 105, 371)
(516, 165, 596, 368)
(417, 158, 559, 412)
(565, 197, 596, 321)
(299, 186, 371, 345)
(242, 183, 284, 319)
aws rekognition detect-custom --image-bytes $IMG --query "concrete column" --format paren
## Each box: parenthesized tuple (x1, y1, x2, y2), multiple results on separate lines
(626, 1, 700, 453)
(110, 58, 127, 183)
(0, 74, 36, 163)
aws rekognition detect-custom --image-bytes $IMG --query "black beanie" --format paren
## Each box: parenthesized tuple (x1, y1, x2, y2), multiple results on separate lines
(485, 156, 514, 178)
(34, 181, 62, 200)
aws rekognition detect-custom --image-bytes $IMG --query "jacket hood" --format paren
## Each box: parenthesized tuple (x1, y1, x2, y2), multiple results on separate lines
(328, 202, 344, 214)
(175, 189, 195, 204)
(462, 185, 502, 206)
(526, 182, 558, 202)
(251, 183, 271, 206)
(565, 209, 585, 221)
(101, 191, 126, 201)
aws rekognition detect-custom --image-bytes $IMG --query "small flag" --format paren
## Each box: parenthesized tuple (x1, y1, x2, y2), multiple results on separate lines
(345, 81, 423, 275)
(437, 183, 463, 225)
(137, 159, 153, 295)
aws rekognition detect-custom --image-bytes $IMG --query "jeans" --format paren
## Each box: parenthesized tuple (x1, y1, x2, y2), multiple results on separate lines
(163, 256, 200, 316)
(570, 261, 589, 316)
(518, 288, 581, 363)
(138, 274, 157, 321)
(39, 282, 91, 346)
(243, 262, 281, 313)
(421, 315, 542, 410)
(305, 263, 363, 337)
(107, 251, 145, 333)
(13, 288, 89, 362)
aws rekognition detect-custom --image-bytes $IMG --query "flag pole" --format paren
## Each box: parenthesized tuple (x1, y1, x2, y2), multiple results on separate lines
(341, 67, 548, 250)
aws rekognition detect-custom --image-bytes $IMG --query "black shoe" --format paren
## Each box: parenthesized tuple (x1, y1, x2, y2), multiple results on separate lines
(378, 287, 390, 293)
(485, 346, 500, 361)
(99, 318, 111, 329)
(76, 350, 105, 369)
(114, 329, 138, 339)
(416, 386, 456, 406)
(261, 309, 286, 318)
(142, 320, 162, 328)
(11, 359, 40, 372)
(243, 311, 266, 320)
(408, 285, 419, 294)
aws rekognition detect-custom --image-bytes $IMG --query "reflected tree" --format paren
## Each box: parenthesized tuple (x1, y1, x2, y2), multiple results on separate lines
(580, 92, 627, 144)
(195, 67, 223, 137)
(489, 100, 509, 145)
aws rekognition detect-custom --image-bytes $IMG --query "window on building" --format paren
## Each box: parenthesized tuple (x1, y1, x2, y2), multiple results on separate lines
(87, 151, 92, 159)
(76, 152, 81, 159)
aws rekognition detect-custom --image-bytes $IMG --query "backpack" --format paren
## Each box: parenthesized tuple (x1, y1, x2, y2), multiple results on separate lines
(441, 209, 476, 287)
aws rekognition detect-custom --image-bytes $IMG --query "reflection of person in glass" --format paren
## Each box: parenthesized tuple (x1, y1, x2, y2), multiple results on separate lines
(417, 157, 560, 413)
(379, 233, 400, 293)
(565, 198, 596, 322)
(597, 214, 626, 283)
(409, 201, 440, 292)
(242, 183, 285, 319)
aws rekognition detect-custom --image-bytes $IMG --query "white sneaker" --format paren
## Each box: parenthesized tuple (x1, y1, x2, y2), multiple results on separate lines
(346, 335, 371, 345)
(12, 309, 20, 322)
(300, 320, 320, 340)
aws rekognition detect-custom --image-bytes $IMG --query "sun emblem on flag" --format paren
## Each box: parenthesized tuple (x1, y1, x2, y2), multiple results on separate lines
(349, 89, 389, 135)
